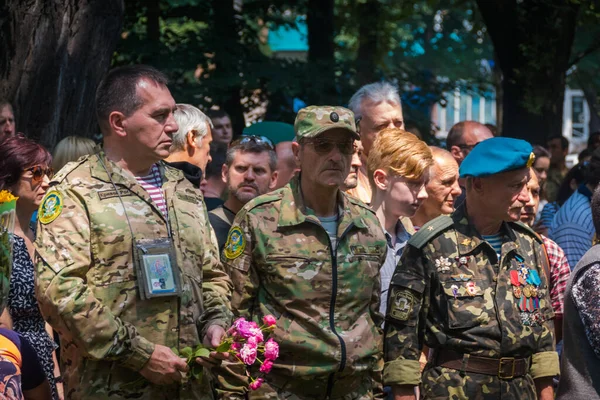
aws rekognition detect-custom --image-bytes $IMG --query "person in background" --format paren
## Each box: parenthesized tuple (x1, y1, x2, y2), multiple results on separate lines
(347, 81, 404, 204)
(539, 162, 588, 234)
(368, 129, 432, 316)
(165, 104, 213, 188)
(0, 100, 16, 137)
(206, 109, 233, 145)
(521, 170, 570, 342)
(532, 145, 551, 224)
(273, 141, 298, 189)
(341, 140, 363, 193)
(51, 136, 96, 173)
(0, 135, 62, 399)
(545, 135, 569, 203)
(208, 136, 277, 251)
(587, 131, 600, 152)
(202, 142, 228, 210)
(411, 147, 461, 230)
(578, 148, 592, 164)
(550, 148, 600, 268)
(485, 123, 499, 137)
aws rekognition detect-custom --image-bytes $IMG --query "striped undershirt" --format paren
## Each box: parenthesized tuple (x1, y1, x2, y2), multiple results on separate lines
(135, 164, 167, 218)
(482, 233, 503, 256)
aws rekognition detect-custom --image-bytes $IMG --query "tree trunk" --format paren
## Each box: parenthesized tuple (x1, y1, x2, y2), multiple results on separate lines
(211, 0, 245, 138)
(0, 0, 125, 149)
(476, 0, 579, 144)
(306, 0, 336, 104)
(356, 0, 383, 87)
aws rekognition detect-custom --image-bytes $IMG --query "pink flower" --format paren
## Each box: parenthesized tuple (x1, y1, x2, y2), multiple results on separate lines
(239, 342, 257, 365)
(230, 342, 241, 351)
(264, 338, 279, 361)
(246, 336, 259, 348)
(233, 318, 253, 339)
(249, 327, 264, 343)
(262, 315, 277, 328)
(249, 377, 264, 390)
(259, 359, 274, 374)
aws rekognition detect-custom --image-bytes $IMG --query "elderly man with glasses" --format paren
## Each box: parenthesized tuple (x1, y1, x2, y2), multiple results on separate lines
(220, 106, 387, 399)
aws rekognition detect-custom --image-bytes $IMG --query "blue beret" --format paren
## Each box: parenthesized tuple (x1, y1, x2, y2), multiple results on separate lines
(459, 137, 535, 178)
(242, 121, 295, 145)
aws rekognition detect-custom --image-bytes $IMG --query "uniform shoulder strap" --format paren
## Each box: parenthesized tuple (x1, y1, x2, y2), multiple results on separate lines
(407, 215, 454, 249)
(511, 221, 544, 244)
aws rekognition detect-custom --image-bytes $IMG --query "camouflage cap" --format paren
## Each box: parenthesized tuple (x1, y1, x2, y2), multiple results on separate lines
(294, 106, 359, 140)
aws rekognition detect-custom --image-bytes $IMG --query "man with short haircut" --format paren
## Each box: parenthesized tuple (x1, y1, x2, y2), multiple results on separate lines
(209, 136, 278, 251)
(347, 81, 404, 204)
(385, 137, 558, 400)
(274, 141, 298, 189)
(202, 142, 228, 211)
(34, 65, 232, 399)
(342, 139, 363, 192)
(446, 121, 494, 166)
(557, 187, 600, 399)
(0, 101, 16, 136)
(165, 103, 213, 188)
(368, 129, 432, 316)
(550, 148, 600, 268)
(207, 109, 233, 144)
(411, 147, 461, 230)
(545, 135, 570, 203)
(222, 106, 387, 399)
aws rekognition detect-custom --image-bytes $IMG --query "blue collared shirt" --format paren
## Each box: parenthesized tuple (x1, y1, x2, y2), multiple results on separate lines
(380, 220, 411, 316)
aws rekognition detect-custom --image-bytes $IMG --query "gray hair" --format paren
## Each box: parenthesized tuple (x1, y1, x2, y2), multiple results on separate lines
(171, 103, 213, 151)
(348, 81, 401, 119)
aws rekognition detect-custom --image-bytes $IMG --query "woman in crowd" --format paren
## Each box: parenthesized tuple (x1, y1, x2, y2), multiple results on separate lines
(0, 135, 62, 399)
(51, 136, 95, 172)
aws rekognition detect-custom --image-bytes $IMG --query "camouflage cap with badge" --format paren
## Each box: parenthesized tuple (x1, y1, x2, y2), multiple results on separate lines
(294, 106, 359, 140)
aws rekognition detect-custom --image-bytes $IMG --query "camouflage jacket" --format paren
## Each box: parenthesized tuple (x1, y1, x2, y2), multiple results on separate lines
(222, 176, 387, 399)
(34, 152, 232, 400)
(383, 203, 559, 395)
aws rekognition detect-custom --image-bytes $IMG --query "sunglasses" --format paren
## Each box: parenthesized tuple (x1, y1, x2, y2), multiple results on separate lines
(230, 135, 274, 149)
(306, 138, 355, 155)
(25, 165, 53, 185)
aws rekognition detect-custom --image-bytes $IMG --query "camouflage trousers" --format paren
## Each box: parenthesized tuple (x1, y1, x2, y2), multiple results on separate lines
(421, 366, 537, 400)
(247, 374, 383, 400)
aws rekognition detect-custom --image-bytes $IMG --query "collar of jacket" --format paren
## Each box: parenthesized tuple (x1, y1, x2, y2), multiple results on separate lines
(164, 161, 203, 188)
(277, 175, 368, 232)
(89, 151, 183, 186)
(452, 201, 523, 258)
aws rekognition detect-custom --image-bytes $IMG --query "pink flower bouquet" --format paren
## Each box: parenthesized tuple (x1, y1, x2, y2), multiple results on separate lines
(176, 315, 279, 390)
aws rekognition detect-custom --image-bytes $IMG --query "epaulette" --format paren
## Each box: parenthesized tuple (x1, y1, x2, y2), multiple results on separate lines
(51, 155, 91, 184)
(407, 215, 454, 249)
(243, 190, 284, 212)
(346, 193, 376, 215)
(511, 221, 544, 244)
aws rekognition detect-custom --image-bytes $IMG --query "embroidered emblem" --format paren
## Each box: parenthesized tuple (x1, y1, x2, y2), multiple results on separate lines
(390, 290, 416, 321)
(39, 191, 63, 224)
(223, 226, 246, 260)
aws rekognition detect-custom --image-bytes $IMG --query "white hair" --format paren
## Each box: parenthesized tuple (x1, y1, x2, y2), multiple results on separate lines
(348, 81, 401, 119)
(171, 103, 213, 151)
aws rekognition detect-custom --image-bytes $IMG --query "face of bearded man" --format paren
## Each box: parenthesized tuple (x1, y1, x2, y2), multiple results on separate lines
(225, 150, 277, 205)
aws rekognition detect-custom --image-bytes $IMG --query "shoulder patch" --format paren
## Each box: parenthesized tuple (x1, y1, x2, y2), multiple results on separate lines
(223, 226, 246, 259)
(38, 191, 63, 224)
(408, 215, 454, 249)
(511, 221, 543, 244)
(51, 156, 89, 183)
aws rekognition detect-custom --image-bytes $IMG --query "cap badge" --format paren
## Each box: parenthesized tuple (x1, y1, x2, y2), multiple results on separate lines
(526, 152, 535, 168)
(330, 112, 339, 123)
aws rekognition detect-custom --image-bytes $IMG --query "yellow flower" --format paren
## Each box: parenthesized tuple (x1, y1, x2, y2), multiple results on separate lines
(0, 191, 17, 203)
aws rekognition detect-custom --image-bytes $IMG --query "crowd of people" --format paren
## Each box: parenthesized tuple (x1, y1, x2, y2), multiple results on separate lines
(0, 64, 599, 400)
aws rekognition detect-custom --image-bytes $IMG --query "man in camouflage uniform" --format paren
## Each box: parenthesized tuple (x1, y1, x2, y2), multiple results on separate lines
(384, 137, 559, 400)
(221, 106, 387, 399)
(34, 65, 232, 400)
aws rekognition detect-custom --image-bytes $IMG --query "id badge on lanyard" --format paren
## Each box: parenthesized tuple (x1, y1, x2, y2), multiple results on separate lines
(133, 238, 182, 300)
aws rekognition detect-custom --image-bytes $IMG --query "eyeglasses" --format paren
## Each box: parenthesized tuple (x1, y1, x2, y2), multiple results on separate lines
(25, 165, 53, 185)
(306, 138, 355, 155)
(457, 143, 479, 153)
(230, 135, 274, 150)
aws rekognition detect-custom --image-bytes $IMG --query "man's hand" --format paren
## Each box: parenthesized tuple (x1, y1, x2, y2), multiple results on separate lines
(535, 376, 554, 400)
(197, 325, 230, 369)
(392, 385, 416, 400)
(140, 344, 188, 385)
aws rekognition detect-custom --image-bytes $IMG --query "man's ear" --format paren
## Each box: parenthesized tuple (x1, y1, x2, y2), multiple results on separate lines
(108, 111, 127, 138)
(471, 177, 484, 193)
(221, 163, 229, 184)
(450, 146, 463, 163)
(269, 171, 279, 190)
(292, 142, 301, 165)
(373, 169, 389, 191)
(187, 131, 198, 149)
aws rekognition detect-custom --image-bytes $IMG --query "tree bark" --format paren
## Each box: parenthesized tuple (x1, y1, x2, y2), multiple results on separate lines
(356, 0, 383, 86)
(476, 0, 579, 144)
(306, 0, 336, 104)
(0, 0, 125, 149)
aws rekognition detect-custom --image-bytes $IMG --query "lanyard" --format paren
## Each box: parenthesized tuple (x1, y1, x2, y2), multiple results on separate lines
(97, 155, 172, 239)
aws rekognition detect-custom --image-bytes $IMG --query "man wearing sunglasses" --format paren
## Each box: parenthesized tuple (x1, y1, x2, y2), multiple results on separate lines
(221, 106, 387, 399)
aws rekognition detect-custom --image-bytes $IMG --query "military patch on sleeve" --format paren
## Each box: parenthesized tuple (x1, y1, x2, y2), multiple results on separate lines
(39, 191, 63, 224)
(223, 226, 246, 259)
(389, 289, 416, 321)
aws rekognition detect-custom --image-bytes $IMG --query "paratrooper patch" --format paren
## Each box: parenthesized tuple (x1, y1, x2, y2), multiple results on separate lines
(39, 191, 63, 224)
(224, 226, 246, 259)
(390, 290, 416, 321)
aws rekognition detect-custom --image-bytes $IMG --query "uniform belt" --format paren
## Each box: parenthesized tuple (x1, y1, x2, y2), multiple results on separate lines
(434, 349, 529, 379)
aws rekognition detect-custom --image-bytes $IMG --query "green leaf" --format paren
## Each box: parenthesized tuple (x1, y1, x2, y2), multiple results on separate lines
(215, 341, 232, 353)
(180, 346, 193, 359)
(191, 364, 204, 381)
(192, 347, 211, 359)
(171, 347, 179, 356)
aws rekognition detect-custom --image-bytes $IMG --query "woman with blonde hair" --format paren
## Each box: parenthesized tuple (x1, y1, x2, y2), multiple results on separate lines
(51, 136, 95, 172)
